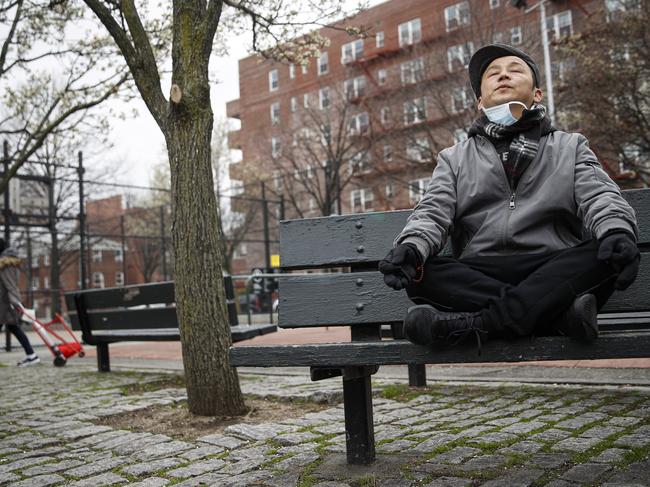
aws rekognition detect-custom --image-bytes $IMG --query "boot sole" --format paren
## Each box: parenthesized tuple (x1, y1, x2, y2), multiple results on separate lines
(573, 294, 598, 343)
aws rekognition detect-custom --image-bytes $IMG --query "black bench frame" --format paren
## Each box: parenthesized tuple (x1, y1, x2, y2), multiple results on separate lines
(230, 188, 650, 465)
(65, 277, 276, 372)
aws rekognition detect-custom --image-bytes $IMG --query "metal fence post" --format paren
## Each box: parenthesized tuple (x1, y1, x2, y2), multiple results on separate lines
(78, 151, 87, 289)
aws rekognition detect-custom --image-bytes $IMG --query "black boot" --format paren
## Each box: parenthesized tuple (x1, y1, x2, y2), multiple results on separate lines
(403, 304, 488, 346)
(556, 294, 598, 342)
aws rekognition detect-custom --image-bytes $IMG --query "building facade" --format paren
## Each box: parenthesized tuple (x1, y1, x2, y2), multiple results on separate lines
(18, 195, 170, 319)
(226, 0, 623, 274)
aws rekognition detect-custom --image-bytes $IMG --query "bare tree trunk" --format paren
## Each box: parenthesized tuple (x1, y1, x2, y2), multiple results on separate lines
(166, 111, 246, 416)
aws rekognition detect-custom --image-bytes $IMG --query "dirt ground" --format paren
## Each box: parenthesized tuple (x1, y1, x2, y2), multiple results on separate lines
(94, 396, 328, 442)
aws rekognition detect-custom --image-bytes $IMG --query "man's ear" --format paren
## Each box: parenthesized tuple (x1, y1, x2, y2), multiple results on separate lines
(477, 96, 484, 111)
(533, 87, 543, 104)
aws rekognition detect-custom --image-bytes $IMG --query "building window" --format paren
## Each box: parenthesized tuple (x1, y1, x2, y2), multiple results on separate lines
(350, 189, 374, 213)
(43, 254, 49, 266)
(349, 152, 371, 174)
(552, 58, 576, 81)
(403, 98, 426, 125)
(92, 249, 102, 263)
(406, 137, 431, 163)
(301, 64, 308, 75)
(510, 26, 522, 45)
(341, 39, 363, 64)
(385, 183, 394, 199)
(344, 76, 367, 100)
(376, 31, 384, 48)
(272, 170, 283, 191)
(409, 178, 429, 204)
(605, 0, 641, 21)
(43, 277, 49, 289)
(92, 272, 105, 289)
(271, 137, 282, 158)
(321, 124, 331, 145)
(490, 0, 499, 8)
(348, 112, 369, 135)
(445, 2, 470, 31)
(289, 64, 295, 79)
(290, 96, 297, 112)
(303, 93, 310, 108)
(319, 87, 330, 109)
(318, 52, 329, 75)
(231, 179, 245, 196)
(400, 58, 424, 85)
(377, 68, 387, 85)
(114, 249, 123, 262)
(234, 243, 248, 258)
(398, 18, 421, 47)
(451, 86, 473, 113)
(383, 145, 393, 162)
(31, 277, 39, 290)
(31, 255, 38, 268)
(454, 128, 468, 143)
(115, 272, 124, 286)
(546, 10, 573, 40)
(447, 42, 474, 72)
(381, 107, 390, 125)
(270, 102, 280, 125)
(268, 69, 279, 91)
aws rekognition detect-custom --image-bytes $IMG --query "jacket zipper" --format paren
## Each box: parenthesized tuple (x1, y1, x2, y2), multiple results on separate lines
(509, 193, 516, 210)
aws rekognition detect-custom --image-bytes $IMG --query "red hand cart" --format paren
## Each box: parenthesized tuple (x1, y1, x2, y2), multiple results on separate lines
(18, 308, 85, 367)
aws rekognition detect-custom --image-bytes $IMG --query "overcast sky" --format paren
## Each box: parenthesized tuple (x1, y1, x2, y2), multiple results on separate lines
(105, 1, 385, 193)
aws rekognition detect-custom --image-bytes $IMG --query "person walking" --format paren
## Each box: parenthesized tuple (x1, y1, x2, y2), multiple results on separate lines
(0, 238, 40, 366)
(379, 44, 639, 347)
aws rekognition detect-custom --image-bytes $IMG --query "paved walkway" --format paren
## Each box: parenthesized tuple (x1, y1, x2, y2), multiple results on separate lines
(1, 351, 650, 486)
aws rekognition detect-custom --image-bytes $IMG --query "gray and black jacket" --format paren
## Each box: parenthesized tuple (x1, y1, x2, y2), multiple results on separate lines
(395, 131, 639, 261)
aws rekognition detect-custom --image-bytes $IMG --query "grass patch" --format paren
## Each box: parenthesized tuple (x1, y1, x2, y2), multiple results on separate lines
(352, 474, 377, 486)
(119, 374, 186, 395)
(379, 384, 430, 402)
(621, 443, 650, 466)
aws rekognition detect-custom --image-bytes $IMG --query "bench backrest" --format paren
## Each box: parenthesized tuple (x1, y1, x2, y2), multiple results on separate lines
(64, 277, 238, 332)
(278, 188, 650, 329)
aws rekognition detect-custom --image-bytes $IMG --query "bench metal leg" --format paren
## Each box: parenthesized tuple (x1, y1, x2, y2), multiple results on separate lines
(97, 343, 110, 372)
(408, 364, 427, 387)
(343, 373, 375, 464)
(5, 326, 11, 352)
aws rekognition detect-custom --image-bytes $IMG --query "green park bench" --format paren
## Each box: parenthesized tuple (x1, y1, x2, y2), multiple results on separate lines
(64, 277, 276, 372)
(229, 187, 650, 465)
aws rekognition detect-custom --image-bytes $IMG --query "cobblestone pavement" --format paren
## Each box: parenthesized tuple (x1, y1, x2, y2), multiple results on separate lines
(1, 364, 649, 487)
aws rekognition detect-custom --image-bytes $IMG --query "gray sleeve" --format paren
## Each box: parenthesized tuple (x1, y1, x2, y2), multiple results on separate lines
(573, 135, 639, 240)
(394, 151, 457, 261)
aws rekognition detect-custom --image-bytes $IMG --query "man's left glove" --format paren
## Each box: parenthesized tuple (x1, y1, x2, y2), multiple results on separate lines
(597, 231, 640, 290)
(378, 243, 422, 290)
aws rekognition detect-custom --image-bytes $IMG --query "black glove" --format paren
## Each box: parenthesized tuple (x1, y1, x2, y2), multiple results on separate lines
(378, 243, 422, 290)
(597, 231, 640, 290)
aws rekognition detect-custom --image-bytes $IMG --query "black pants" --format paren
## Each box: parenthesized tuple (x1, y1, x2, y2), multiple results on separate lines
(5, 323, 35, 355)
(406, 239, 618, 338)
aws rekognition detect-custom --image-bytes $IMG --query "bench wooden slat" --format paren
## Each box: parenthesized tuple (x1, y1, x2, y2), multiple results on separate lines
(63, 277, 236, 312)
(68, 307, 178, 331)
(280, 189, 650, 269)
(90, 324, 277, 342)
(278, 260, 650, 328)
(230, 330, 650, 367)
(63, 282, 175, 310)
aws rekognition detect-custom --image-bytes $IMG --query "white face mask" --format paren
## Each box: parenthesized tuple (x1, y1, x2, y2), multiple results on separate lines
(482, 101, 528, 126)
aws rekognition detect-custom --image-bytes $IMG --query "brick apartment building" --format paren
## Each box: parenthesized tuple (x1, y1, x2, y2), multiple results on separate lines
(225, 0, 628, 274)
(18, 195, 170, 319)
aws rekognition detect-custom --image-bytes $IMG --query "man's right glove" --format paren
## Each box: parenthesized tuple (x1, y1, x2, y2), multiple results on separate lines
(378, 243, 422, 290)
(597, 231, 640, 290)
